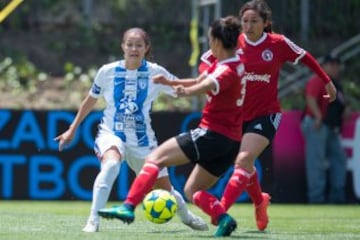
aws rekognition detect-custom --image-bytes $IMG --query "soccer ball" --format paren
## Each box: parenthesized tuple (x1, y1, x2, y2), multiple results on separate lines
(142, 189, 177, 224)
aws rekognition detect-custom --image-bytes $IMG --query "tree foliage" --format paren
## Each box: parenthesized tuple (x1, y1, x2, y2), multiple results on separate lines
(0, 0, 359, 110)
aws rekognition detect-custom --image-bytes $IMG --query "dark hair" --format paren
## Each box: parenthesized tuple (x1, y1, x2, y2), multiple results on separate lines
(239, 0, 273, 33)
(210, 16, 241, 50)
(122, 27, 153, 59)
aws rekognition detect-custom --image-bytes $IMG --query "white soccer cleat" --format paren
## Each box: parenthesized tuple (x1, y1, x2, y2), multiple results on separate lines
(82, 220, 99, 233)
(181, 210, 209, 231)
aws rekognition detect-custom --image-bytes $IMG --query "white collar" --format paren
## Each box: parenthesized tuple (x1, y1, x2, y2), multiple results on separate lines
(244, 32, 267, 46)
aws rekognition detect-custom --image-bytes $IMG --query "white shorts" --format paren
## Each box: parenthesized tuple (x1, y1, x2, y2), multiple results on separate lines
(94, 130, 168, 178)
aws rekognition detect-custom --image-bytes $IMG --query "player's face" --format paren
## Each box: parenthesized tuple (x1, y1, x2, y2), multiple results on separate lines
(122, 32, 149, 69)
(241, 9, 268, 42)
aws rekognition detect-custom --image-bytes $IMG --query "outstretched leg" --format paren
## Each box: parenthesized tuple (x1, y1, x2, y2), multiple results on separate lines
(98, 137, 192, 224)
(187, 164, 237, 237)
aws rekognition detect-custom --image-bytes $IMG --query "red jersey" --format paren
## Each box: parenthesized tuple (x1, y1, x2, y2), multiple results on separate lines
(303, 74, 329, 118)
(199, 55, 245, 141)
(200, 32, 306, 121)
(237, 32, 305, 121)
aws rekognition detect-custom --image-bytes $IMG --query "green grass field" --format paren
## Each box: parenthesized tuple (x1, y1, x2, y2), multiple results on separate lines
(0, 201, 359, 240)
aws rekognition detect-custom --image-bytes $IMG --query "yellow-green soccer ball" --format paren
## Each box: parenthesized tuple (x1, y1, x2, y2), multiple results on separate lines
(142, 189, 177, 224)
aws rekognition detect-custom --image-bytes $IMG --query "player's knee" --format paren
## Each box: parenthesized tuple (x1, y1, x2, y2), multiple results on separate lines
(235, 151, 256, 167)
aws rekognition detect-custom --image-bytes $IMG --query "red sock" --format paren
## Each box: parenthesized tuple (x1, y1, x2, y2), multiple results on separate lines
(246, 168, 263, 206)
(193, 190, 225, 225)
(125, 162, 159, 207)
(221, 167, 251, 211)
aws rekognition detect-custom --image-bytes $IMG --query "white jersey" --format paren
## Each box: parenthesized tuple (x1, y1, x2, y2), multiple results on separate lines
(89, 59, 177, 147)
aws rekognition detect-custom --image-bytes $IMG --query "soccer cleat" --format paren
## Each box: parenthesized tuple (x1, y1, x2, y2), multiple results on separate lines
(181, 210, 209, 231)
(82, 220, 99, 233)
(214, 214, 237, 237)
(255, 192, 271, 231)
(98, 205, 135, 224)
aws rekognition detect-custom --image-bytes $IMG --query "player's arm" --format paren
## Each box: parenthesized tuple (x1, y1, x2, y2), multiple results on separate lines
(300, 52, 337, 102)
(175, 75, 215, 97)
(54, 94, 97, 151)
(152, 73, 207, 87)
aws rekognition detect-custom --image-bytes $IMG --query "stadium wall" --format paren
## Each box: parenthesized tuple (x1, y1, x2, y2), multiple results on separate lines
(0, 110, 359, 203)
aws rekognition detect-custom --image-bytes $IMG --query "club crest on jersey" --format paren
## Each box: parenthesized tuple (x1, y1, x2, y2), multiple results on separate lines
(138, 77, 148, 89)
(261, 49, 273, 62)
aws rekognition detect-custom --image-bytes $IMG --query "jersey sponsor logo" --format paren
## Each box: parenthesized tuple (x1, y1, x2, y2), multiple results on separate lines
(91, 83, 101, 94)
(126, 102, 139, 113)
(115, 71, 126, 78)
(138, 71, 149, 78)
(242, 72, 271, 83)
(261, 49, 273, 62)
(114, 80, 123, 86)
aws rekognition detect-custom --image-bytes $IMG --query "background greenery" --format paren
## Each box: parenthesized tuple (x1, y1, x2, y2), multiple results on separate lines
(0, 0, 359, 110)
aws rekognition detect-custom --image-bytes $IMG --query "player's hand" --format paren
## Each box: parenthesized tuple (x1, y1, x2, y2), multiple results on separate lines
(323, 82, 337, 102)
(173, 85, 188, 96)
(152, 74, 170, 85)
(54, 129, 75, 152)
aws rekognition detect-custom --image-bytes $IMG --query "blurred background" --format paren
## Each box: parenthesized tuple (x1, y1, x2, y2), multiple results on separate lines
(0, 0, 359, 111)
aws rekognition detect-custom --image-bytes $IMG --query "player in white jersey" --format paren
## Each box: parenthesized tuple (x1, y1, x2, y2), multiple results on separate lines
(55, 27, 208, 233)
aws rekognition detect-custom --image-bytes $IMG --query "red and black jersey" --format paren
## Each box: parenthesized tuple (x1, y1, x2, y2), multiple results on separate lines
(237, 32, 305, 121)
(199, 55, 245, 141)
(200, 32, 306, 121)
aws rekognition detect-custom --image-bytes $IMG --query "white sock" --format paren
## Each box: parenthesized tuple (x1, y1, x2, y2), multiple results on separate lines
(171, 187, 190, 222)
(88, 159, 121, 223)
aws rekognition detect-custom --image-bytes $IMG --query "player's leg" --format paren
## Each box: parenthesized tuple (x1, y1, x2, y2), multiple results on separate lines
(186, 164, 221, 219)
(187, 165, 237, 237)
(247, 167, 271, 231)
(154, 175, 209, 231)
(98, 137, 190, 223)
(241, 115, 278, 230)
(83, 146, 122, 232)
(83, 132, 124, 232)
(221, 133, 267, 210)
(219, 132, 271, 231)
(185, 131, 240, 237)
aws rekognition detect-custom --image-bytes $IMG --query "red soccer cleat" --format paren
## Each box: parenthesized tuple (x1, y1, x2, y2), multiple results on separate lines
(255, 192, 271, 231)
